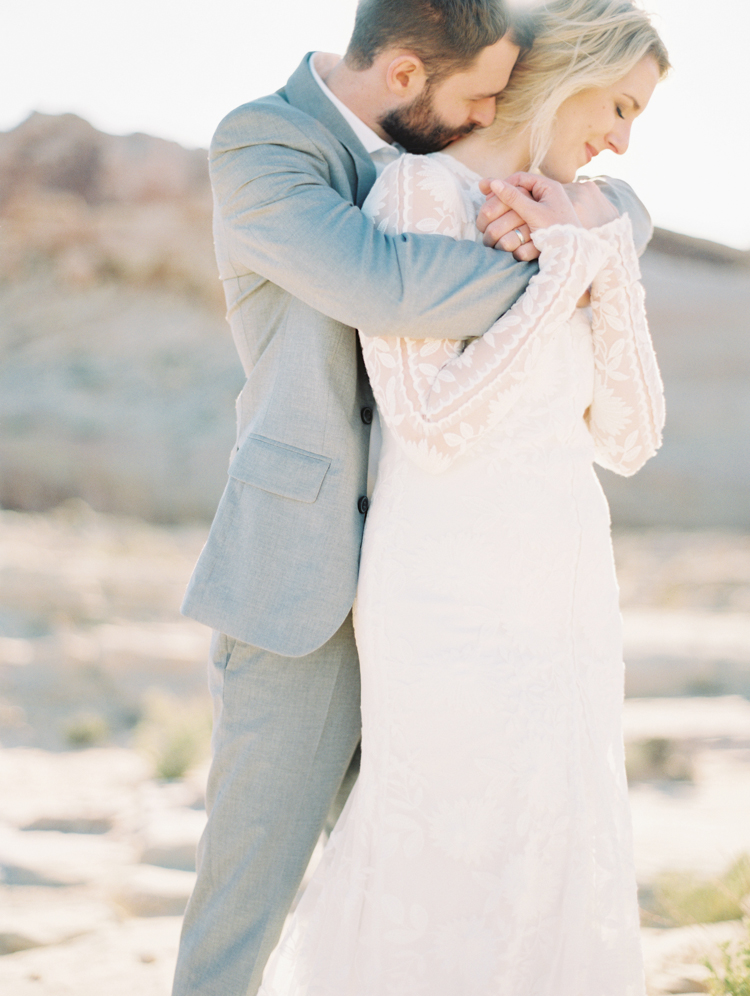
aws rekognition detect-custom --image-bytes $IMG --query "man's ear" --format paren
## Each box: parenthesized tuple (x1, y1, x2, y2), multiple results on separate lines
(384, 53, 428, 100)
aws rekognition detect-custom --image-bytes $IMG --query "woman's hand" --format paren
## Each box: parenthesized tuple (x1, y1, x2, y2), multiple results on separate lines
(478, 173, 581, 257)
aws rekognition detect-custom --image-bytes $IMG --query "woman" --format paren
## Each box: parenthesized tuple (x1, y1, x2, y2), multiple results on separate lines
(260, 1, 668, 992)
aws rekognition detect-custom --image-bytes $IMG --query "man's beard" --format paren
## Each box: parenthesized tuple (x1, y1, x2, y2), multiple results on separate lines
(378, 87, 476, 155)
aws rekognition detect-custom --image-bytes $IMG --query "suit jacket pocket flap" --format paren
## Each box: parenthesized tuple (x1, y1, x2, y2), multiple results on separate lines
(229, 434, 331, 504)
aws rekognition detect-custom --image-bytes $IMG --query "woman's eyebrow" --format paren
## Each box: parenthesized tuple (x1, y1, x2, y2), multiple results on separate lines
(622, 93, 641, 111)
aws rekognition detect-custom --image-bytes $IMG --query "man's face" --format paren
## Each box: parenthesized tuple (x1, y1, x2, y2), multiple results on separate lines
(379, 35, 519, 155)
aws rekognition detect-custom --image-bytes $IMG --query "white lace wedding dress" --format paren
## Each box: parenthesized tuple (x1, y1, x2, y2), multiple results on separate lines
(259, 152, 665, 996)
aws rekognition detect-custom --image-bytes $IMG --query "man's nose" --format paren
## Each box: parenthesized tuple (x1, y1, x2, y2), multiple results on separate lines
(470, 97, 497, 129)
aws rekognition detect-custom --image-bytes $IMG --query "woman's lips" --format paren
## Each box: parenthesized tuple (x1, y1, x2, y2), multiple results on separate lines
(584, 143, 598, 164)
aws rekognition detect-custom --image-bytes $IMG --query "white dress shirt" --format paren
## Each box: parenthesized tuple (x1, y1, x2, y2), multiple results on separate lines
(310, 54, 403, 176)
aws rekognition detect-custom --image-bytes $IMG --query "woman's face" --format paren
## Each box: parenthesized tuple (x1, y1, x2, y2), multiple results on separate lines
(540, 55, 660, 183)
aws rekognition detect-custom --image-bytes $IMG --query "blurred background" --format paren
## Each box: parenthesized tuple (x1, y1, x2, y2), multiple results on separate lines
(1, 1, 750, 993)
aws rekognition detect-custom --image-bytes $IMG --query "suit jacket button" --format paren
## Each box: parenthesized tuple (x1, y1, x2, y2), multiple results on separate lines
(361, 406, 374, 425)
(357, 496, 369, 514)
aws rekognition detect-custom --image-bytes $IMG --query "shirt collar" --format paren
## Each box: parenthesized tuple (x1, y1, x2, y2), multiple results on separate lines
(310, 53, 397, 157)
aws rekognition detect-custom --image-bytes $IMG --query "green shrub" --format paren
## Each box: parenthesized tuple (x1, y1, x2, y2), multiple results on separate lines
(64, 711, 110, 748)
(134, 690, 212, 780)
(626, 737, 693, 783)
(646, 855, 750, 928)
(705, 921, 750, 996)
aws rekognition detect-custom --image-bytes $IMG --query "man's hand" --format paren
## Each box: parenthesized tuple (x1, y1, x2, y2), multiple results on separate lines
(563, 179, 620, 229)
(477, 173, 581, 260)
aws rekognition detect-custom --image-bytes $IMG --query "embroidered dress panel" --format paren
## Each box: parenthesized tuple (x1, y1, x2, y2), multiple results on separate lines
(258, 150, 664, 996)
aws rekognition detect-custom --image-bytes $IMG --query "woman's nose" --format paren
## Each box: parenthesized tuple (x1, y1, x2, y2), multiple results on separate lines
(607, 119, 632, 155)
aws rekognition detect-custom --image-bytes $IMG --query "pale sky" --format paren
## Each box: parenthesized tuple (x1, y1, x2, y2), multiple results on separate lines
(2, 0, 748, 248)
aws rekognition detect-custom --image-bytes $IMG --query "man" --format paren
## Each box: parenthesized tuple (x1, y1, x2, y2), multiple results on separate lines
(174, 2, 651, 993)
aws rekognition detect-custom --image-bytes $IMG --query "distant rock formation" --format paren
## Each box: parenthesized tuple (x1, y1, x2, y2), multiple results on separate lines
(0, 112, 749, 526)
(0, 112, 221, 308)
(0, 114, 236, 522)
(601, 246, 750, 528)
(649, 227, 750, 271)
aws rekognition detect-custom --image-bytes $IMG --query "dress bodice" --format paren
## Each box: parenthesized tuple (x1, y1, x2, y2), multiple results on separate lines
(359, 152, 665, 479)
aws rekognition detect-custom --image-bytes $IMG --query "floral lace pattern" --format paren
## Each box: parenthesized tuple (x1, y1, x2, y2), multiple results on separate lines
(360, 154, 664, 475)
(258, 152, 661, 996)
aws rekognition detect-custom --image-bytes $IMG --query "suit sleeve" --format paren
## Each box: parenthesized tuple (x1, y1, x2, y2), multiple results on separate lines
(588, 175, 653, 256)
(209, 102, 534, 341)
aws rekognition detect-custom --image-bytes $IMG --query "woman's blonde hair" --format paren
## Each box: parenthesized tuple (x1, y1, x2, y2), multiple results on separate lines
(493, 0, 670, 168)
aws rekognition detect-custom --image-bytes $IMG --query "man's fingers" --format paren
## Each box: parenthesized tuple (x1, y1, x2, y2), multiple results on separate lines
(513, 241, 541, 262)
(476, 194, 510, 233)
(483, 228, 500, 249)
(498, 223, 531, 254)
(563, 179, 620, 229)
(483, 210, 525, 248)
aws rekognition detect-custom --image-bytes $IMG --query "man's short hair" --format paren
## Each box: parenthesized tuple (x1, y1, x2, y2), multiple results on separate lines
(345, 0, 530, 83)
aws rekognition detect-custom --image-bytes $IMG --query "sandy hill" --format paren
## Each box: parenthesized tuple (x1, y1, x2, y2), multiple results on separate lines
(0, 113, 237, 522)
(0, 112, 748, 527)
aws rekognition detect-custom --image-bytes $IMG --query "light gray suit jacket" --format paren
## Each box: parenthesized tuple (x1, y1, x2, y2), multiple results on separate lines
(182, 54, 652, 657)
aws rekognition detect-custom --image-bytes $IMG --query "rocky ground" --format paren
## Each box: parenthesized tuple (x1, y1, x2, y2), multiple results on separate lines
(1, 507, 750, 992)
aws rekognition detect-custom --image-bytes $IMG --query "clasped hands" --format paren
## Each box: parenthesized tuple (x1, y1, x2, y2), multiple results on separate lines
(476, 173, 620, 262)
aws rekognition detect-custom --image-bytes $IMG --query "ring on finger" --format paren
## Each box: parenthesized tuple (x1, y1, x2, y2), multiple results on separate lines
(513, 227, 526, 248)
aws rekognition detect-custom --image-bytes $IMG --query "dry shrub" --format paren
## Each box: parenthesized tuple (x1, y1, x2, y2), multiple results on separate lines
(135, 690, 212, 780)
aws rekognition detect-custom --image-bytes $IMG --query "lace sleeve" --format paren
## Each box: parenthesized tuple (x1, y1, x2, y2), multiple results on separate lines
(586, 215, 665, 476)
(360, 219, 612, 473)
(364, 153, 477, 240)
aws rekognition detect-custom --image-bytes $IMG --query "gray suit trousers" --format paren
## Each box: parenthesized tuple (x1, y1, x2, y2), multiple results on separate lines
(172, 617, 361, 996)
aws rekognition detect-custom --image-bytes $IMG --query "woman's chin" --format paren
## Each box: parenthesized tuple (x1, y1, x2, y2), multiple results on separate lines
(540, 162, 576, 185)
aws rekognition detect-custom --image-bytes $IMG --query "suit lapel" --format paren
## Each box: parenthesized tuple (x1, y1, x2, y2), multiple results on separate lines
(283, 54, 377, 206)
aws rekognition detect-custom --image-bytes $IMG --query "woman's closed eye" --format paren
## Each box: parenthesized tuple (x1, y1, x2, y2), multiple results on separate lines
(616, 104, 625, 119)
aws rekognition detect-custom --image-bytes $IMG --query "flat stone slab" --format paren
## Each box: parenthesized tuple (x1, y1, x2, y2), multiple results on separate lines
(138, 807, 206, 871)
(625, 612, 750, 664)
(624, 612, 750, 697)
(623, 695, 750, 743)
(21, 815, 115, 833)
(0, 827, 136, 887)
(0, 887, 115, 954)
(0, 747, 148, 829)
(0, 915, 182, 995)
(112, 864, 196, 917)
(630, 747, 750, 881)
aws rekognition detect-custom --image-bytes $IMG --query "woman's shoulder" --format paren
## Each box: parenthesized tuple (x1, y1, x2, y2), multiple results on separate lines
(369, 152, 478, 234)
(379, 151, 478, 191)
